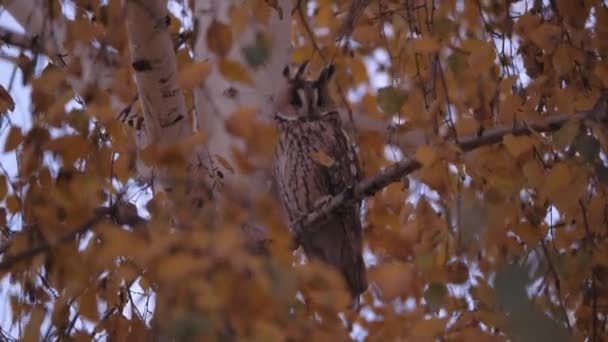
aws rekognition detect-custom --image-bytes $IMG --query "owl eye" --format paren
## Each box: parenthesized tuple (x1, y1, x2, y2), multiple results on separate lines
(289, 89, 303, 107)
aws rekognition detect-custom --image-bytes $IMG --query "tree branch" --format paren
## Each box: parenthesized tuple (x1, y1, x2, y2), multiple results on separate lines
(0, 203, 146, 271)
(0, 26, 39, 50)
(296, 94, 608, 231)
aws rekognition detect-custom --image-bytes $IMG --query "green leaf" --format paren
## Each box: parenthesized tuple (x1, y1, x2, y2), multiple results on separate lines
(242, 32, 272, 69)
(552, 119, 579, 149)
(573, 133, 600, 163)
(377, 86, 405, 115)
(424, 282, 447, 312)
(595, 163, 608, 185)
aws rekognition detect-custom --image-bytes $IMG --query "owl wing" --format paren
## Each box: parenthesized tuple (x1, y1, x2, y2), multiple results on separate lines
(313, 119, 367, 298)
(323, 124, 362, 197)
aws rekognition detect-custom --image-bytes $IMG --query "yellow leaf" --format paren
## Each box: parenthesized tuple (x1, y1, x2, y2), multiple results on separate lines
(228, 5, 249, 36)
(4, 126, 23, 152)
(44, 135, 89, 165)
(410, 37, 441, 53)
(225, 106, 258, 138)
(6, 195, 19, 213)
(542, 163, 571, 196)
(206, 20, 233, 57)
(78, 288, 99, 320)
(218, 59, 254, 86)
(292, 45, 314, 64)
(455, 117, 480, 136)
(415, 145, 437, 167)
(178, 62, 211, 90)
(522, 160, 544, 188)
(0, 85, 15, 114)
(22, 305, 44, 342)
(350, 59, 368, 84)
(352, 24, 378, 45)
(310, 150, 335, 167)
(503, 134, 535, 157)
(513, 222, 545, 247)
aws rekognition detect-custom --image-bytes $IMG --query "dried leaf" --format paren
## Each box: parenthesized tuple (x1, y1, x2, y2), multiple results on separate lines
(4, 126, 23, 152)
(310, 150, 335, 167)
(0, 85, 15, 114)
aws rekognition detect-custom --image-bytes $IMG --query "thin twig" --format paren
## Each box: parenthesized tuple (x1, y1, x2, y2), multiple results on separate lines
(540, 240, 573, 332)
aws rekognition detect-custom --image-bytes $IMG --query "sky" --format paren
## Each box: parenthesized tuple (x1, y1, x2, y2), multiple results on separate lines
(0, 10, 35, 340)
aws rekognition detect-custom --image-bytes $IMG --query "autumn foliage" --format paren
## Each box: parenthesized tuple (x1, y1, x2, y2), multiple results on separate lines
(0, 0, 607, 340)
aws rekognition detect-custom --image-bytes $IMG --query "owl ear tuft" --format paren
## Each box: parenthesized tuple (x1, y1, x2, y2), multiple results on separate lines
(282, 65, 291, 78)
(295, 60, 309, 80)
(315, 64, 335, 86)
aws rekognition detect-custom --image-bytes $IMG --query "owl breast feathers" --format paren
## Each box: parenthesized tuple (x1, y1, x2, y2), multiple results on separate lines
(273, 62, 367, 300)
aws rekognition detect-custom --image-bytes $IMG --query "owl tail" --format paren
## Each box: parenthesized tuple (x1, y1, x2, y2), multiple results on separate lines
(301, 220, 368, 302)
(342, 252, 368, 303)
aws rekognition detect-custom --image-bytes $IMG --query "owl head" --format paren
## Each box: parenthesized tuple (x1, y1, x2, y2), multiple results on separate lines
(277, 61, 337, 119)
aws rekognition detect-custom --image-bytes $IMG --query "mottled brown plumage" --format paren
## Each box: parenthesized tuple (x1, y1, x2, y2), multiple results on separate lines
(273, 62, 367, 300)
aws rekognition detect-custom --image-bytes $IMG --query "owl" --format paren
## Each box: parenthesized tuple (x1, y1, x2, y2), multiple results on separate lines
(273, 62, 367, 300)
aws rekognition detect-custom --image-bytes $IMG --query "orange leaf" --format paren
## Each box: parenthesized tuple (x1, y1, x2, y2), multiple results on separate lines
(218, 59, 254, 86)
(410, 37, 441, 53)
(370, 262, 415, 300)
(410, 318, 448, 339)
(206, 20, 233, 57)
(4, 126, 23, 152)
(0, 85, 15, 114)
(178, 62, 211, 90)
(415, 145, 437, 167)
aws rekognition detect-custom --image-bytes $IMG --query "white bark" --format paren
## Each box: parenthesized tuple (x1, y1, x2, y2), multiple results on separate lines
(192, 0, 291, 187)
(124, 0, 191, 146)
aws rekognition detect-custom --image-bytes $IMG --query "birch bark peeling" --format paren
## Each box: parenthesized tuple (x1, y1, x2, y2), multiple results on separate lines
(124, 0, 191, 145)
